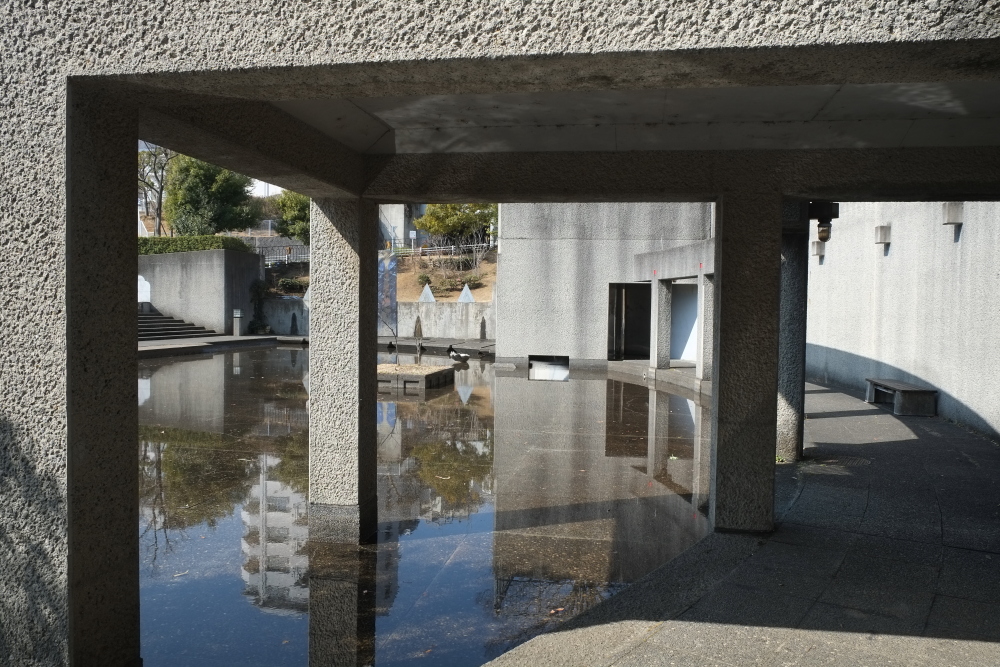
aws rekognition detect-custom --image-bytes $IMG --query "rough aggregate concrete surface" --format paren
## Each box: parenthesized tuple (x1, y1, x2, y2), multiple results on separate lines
(2, 1, 1000, 664)
(308, 199, 378, 509)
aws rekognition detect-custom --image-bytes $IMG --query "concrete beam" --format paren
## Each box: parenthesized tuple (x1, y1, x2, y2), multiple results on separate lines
(113, 37, 1000, 102)
(363, 146, 1000, 203)
(635, 239, 715, 282)
(308, 199, 379, 542)
(139, 102, 365, 198)
(710, 192, 782, 533)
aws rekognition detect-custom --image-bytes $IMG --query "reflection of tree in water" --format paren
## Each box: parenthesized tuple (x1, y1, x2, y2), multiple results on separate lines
(139, 426, 256, 529)
(386, 389, 495, 519)
(267, 430, 308, 495)
(139, 423, 307, 567)
(411, 439, 493, 506)
(478, 578, 625, 659)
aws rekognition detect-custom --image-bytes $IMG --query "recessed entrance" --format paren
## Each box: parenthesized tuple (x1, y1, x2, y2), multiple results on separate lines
(607, 283, 651, 361)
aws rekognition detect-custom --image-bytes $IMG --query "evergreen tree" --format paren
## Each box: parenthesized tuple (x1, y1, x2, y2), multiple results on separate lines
(164, 156, 258, 236)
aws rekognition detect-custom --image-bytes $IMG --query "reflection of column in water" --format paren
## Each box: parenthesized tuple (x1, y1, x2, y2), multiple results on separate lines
(665, 396, 695, 496)
(647, 388, 669, 479)
(241, 454, 309, 613)
(692, 401, 713, 515)
(308, 540, 377, 667)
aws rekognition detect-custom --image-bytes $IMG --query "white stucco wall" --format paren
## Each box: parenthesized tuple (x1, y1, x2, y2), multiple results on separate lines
(496, 203, 713, 362)
(806, 201, 1000, 437)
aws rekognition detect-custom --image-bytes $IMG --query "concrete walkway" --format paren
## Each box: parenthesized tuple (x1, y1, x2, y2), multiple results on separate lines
(137, 334, 283, 359)
(487, 382, 1000, 666)
(378, 336, 495, 359)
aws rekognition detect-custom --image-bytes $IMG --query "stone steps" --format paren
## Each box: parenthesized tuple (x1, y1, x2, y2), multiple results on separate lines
(138, 303, 219, 341)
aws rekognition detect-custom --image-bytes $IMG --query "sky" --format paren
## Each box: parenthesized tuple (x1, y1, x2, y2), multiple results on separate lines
(251, 180, 283, 198)
(140, 141, 283, 198)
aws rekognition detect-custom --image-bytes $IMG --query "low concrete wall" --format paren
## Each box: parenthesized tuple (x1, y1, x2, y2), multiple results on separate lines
(138, 249, 262, 335)
(397, 301, 494, 340)
(263, 297, 309, 336)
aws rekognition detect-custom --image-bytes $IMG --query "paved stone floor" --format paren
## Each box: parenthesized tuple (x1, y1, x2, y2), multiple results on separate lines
(487, 382, 1000, 666)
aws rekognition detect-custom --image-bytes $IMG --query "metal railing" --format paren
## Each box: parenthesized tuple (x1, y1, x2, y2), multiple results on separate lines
(257, 246, 310, 266)
(386, 242, 493, 257)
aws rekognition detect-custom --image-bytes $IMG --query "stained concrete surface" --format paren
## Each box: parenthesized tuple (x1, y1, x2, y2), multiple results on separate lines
(486, 381, 1000, 666)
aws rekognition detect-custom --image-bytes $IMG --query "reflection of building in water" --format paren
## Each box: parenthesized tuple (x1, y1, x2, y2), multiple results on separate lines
(373, 375, 496, 613)
(241, 455, 309, 614)
(252, 402, 309, 438)
(491, 374, 711, 616)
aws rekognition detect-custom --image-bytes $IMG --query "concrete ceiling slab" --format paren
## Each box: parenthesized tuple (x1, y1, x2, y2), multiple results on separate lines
(815, 81, 1000, 121)
(273, 98, 391, 153)
(272, 81, 1000, 154)
(354, 90, 670, 127)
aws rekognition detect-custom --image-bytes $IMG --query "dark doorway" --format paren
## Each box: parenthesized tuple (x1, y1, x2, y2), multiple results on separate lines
(608, 283, 651, 361)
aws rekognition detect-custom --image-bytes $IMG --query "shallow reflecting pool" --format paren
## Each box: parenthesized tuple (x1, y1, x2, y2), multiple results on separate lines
(138, 347, 711, 666)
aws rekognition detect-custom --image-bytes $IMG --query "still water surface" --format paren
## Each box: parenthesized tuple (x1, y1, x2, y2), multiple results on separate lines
(138, 347, 711, 666)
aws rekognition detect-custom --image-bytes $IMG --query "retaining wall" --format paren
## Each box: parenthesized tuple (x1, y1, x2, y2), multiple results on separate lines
(397, 301, 494, 340)
(263, 297, 310, 336)
(138, 249, 262, 335)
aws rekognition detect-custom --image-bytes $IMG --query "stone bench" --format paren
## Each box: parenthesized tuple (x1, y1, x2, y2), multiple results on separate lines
(865, 378, 937, 416)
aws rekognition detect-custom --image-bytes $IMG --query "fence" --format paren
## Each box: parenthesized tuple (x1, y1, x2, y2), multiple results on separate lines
(385, 242, 493, 257)
(256, 245, 310, 266)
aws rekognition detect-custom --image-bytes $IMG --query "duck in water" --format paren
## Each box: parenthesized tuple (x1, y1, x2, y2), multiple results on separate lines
(447, 345, 471, 363)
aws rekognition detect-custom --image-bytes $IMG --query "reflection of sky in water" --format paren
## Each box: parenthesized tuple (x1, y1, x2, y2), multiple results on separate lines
(139, 348, 710, 666)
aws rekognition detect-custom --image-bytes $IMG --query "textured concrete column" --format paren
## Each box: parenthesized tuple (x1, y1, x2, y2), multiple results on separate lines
(710, 192, 782, 532)
(696, 273, 715, 381)
(649, 279, 671, 370)
(309, 198, 378, 542)
(777, 231, 809, 461)
(65, 85, 141, 666)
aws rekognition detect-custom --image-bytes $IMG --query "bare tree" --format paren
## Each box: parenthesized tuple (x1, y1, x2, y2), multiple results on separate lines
(138, 142, 176, 236)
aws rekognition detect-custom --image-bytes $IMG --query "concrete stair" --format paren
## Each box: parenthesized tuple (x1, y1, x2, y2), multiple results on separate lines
(138, 305, 220, 341)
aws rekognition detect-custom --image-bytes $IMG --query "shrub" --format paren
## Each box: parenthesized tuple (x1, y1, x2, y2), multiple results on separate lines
(417, 273, 432, 286)
(138, 235, 252, 255)
(278, 278, 307, 292)
(441, 256, 476, 272)
(464, 274, 483, 289)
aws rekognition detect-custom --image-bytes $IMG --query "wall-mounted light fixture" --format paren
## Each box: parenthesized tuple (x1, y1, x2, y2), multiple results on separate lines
(943, 202, 964, 226)
(808, 201, 839, 242)
(875, 226, 891, 245)
(811, 241, 826, 257)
